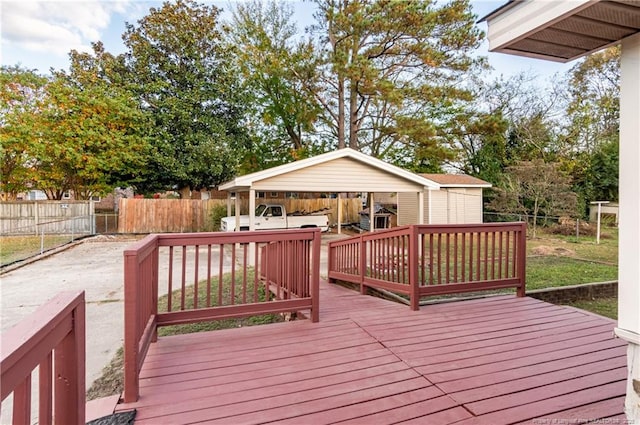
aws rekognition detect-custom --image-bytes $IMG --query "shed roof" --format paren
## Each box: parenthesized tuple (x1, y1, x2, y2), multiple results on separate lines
(219, 148, 440, 192)
(481, 0, 640, 62)
(419, 174, 492, 188)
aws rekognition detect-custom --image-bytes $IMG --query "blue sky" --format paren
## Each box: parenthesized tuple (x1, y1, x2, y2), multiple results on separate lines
(1, 0, 575, 82)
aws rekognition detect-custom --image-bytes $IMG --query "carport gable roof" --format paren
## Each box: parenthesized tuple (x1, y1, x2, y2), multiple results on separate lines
(218, 148, 440, 192)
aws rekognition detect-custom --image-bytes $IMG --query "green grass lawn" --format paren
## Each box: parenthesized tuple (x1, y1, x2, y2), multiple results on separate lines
(526, 256, 618, 290)
(1, 235, 73, 266)
(156, 268, 284, 337)
(528, 227, 618, 264)
(563, 297, 617, 320)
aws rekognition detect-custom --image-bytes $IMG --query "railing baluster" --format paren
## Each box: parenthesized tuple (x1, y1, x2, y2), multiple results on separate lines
(13, 374, 31, 424)
(254, 243, 259, 302)
(180, 245, 186, 310)
(39, 353, 53, 425)
(167, 246, 173, 312)
(491, 232, 496, 280)
(476, 232, 481, 281)
(206, 245, 212, 308)
(194, 245, 199, 309)
(231, 244, 236, 305)
(218, 244, 224, 306)
(504, 232, 511, 277)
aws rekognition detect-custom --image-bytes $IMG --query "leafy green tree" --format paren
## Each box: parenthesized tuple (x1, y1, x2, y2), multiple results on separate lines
(32, 46, 149, 200)
(231, 0, 321, 170)
(0, 66, 48, 200)
(311, 0, 485, 167)
(488, 160, 578, 237)
(565, 47, 619, 152)
(123, 0, 250, 196)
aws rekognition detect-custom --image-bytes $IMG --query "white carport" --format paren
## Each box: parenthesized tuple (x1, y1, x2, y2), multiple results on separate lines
(483, 1, 640, 420)
(218, 148, 440, 233)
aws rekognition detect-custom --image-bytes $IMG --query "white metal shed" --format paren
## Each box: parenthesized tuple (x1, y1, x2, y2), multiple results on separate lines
(397, 174, 491, 225)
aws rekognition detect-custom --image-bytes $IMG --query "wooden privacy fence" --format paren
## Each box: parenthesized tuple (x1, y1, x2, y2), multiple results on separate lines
(1, 291, 86, 425)
(123, 228, 321, 402)
(118, 198, 361, 233)
(0, 201, 94, 235)
(328, 223, 527, 310)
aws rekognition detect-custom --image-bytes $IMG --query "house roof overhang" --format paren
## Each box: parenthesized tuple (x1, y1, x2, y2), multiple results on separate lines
(481, 0, 640, 63)
(218, 148, 441, 192)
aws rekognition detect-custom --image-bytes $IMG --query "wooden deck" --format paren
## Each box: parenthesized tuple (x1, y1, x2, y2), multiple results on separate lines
(116, 282, 628, 424)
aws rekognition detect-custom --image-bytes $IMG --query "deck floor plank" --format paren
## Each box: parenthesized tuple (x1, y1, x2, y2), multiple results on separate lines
(116, 281, 628, 424)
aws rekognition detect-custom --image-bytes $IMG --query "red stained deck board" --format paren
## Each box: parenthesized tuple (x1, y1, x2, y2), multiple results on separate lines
(140, 345, 392, 389)
(355, 297, 547, 330)
(422, 339, 625, 384)
(437, 346, 627, 394)
(132, 353, 404, 408)
(455, 380, 627, 425)
(465, 367, 627, 415)
(199, 377, 433, 425)
(450, 355, 628, 404)
(144, 320, 365, 358)
(394, 406, 475, 425)
(514, 397, 628, 424)
(116, 284, 627, 425)
(133, 365, 420, 419)
(141, 326, 374, 368)
(392, 317, 607, 356)
(332, 396, 465, 425)
(412, 331, 621, 373)
(367, 301, 567, 333)
(139, 333, 379, 378)
(270, 386, 449, 425)
(378, 310, 588, 348)
(136, 375, 430, 424)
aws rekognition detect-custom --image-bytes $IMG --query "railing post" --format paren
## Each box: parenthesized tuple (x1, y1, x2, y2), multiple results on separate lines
(517, 222, 527, 297)
(311, 230, 321, 323)
(409, 226, 420, 311)
(327, 238, 335, 284)
(359, 235, 366, 295)
(53, 295, 85, 425)
(123, 249, 139, 403)
(152, 245, 159, 342)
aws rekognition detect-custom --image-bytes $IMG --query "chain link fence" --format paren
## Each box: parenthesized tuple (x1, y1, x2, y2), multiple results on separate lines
(1, 208, 119, 268)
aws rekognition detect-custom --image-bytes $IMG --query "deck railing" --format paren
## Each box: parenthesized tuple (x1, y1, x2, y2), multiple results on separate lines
(328, 223, 527, 310)
(1, 291, 86, 425)
(123, 229, 321, 402)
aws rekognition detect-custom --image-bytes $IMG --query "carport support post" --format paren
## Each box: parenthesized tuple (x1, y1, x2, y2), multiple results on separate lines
(249, 189, 256, 231)
(615, 31, 640, 422)
(226, 192, 232, 218)
(234, 194, 240, 232)
(369, 192, 375, 232)
(418, 191, 425, 224)
(337, 193, 342, 234)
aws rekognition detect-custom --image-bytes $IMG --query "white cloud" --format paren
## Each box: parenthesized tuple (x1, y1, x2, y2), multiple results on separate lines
(1, 1, 131, 57)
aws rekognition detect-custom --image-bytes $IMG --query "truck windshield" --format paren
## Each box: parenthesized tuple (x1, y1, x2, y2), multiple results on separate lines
(255, 205, 267, 216)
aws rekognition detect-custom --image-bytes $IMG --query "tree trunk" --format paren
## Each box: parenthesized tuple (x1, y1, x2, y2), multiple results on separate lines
(337, 76, 345, 149)
(349, 79, 359, 150)
(179, 186, 191, 199)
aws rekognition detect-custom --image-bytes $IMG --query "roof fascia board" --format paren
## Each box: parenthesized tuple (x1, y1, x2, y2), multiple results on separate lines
(486, 0, 595, 52)
(439, 183, 493, 188)
(219, 148, 440, 191)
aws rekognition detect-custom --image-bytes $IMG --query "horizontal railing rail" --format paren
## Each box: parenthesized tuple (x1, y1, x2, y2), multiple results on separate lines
(123, 229, 321, 402)
(328, 223, 527, 310)
(1, 291, 86, 425)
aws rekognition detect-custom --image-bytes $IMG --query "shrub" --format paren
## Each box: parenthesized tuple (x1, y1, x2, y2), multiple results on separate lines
(208, 204, 232, 231)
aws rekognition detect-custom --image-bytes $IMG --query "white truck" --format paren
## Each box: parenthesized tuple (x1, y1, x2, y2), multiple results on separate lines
(220, 204, 330, 232)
